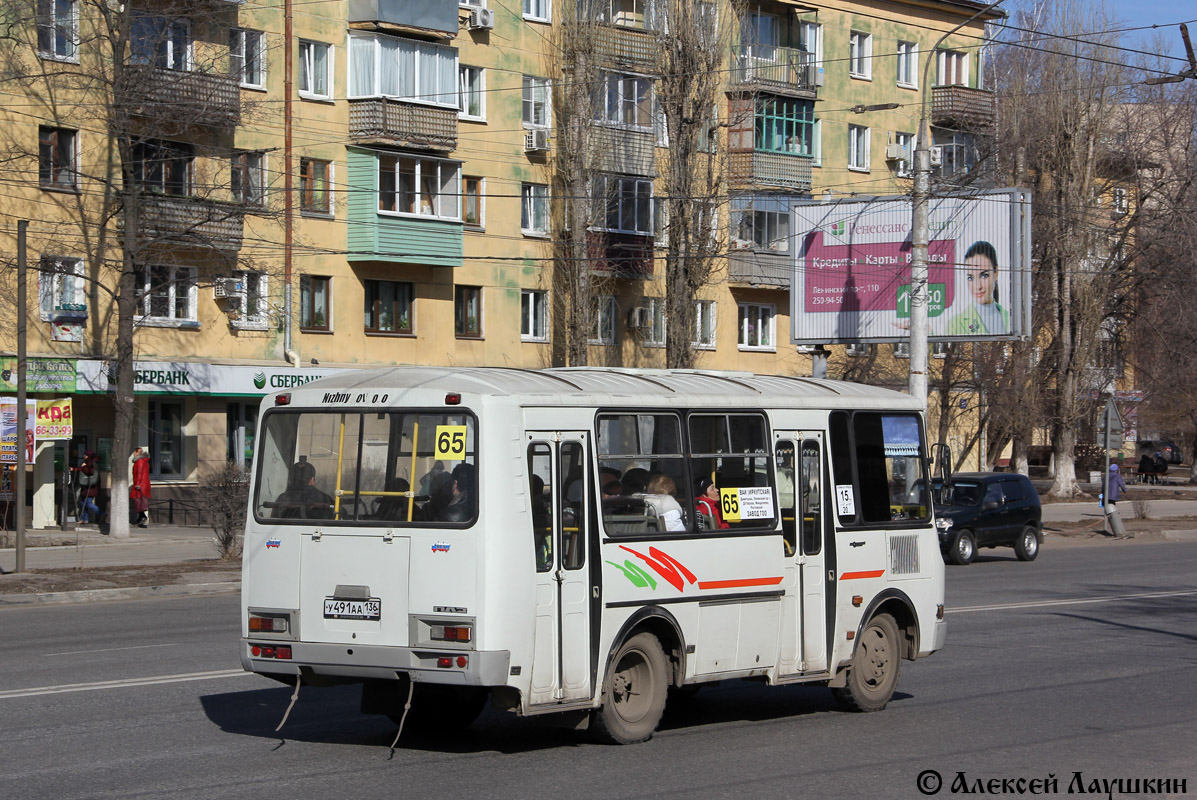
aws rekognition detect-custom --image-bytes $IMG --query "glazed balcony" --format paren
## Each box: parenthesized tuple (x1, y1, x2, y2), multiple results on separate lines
(349, 98, 458, 151)
(931, 84, 995, 130)
(729, 45, 819, 97)
(121, 66, 240, 127)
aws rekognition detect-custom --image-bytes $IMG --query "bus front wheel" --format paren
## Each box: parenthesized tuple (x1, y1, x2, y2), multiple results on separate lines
(591, 632, 668, 744)
(832, 613, 901, 713)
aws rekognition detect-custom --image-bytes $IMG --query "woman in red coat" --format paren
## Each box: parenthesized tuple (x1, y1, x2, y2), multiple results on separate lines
(130, 447, 151, 528)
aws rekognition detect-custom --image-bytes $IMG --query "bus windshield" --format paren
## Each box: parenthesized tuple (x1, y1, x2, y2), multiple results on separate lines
(254, 409, 478, 525)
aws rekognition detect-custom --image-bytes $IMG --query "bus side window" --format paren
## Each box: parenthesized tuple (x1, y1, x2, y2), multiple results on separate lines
(776, 442, 796, 554)
(559, 442, 586, 570)
(801, 440, 822, 555)
(528, 443, 553, 572)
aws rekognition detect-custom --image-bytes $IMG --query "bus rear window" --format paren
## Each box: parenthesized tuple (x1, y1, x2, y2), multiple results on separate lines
(255, 410, 478, 525)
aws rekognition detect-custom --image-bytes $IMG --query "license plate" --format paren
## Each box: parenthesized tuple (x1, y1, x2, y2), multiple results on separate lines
(323, 598, 381, 621)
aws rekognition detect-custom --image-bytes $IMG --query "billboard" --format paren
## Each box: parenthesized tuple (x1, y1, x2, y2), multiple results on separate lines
(1, 399, 37, 464)
(790, 189, 1032, 344)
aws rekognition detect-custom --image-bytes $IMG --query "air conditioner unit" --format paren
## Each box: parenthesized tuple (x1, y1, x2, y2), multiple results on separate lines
(524, 128, 550, 153)
(885, 143, 908, 161)
(803, 63, 824, 88)
(627, 307, 651, 329)
(213, 278, 242, 299)
(929, 146, 943, 167)
(468, 8, 495, 30)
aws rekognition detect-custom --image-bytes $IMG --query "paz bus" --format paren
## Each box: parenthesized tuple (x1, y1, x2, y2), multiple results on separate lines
(241, 367, 946, 743)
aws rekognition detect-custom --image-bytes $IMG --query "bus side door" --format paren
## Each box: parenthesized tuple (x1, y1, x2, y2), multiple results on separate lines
(527, 433, 593, 705)
(777, 433, 829, 675)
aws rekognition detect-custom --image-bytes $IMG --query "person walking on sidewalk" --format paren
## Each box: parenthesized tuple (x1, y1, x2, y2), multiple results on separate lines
(1105, 463, 1128, 537)
(130, 447, 151, 528)
(77, 450, 102, 525)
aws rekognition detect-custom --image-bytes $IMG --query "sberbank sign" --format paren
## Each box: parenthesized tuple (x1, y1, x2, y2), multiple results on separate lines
(263, 373, 326, 389)
(135, 369, 190, 386)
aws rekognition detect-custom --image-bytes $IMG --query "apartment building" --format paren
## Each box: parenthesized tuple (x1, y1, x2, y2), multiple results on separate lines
(0, 0, 1000, 520)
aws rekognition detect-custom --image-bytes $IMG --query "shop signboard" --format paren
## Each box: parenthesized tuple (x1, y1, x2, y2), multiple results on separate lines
(35, 398, 73, 440)
(75, 361, 352, 396)
(0, 357, 78, 393)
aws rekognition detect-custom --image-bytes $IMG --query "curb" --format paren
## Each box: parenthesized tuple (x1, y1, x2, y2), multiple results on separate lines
(0, 581, 240, 607)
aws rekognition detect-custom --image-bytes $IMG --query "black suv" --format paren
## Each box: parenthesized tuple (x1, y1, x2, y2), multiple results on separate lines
(934, 472, 1042, 565)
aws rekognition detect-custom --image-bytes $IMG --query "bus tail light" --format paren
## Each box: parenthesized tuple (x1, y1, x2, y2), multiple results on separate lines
(437, 657, 452, 668)
(430, 625, 472, 643)
(250, 644, 292, 660)
(248, 613, 289, 634)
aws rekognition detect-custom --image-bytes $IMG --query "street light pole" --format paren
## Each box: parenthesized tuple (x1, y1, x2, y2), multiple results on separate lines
(910, 1, 1007, 405)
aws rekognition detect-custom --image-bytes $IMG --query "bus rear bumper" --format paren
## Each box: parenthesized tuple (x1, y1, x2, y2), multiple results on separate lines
(240, 638, 511, 687)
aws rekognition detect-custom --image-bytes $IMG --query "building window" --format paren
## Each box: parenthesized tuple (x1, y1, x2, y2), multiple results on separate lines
(139, 265, 196, 323)
(598, 72, 653, 128)
(38, 256, 84, 320)
(800, 22, 822, 68)
(347, 34, 457, 107)
(933, 129, 975, 179)
(455, 285, 482, 338)
(893, 132, 915, 177)
(849, 31, 872, 79)
(521, 289, 548, 341)
(521, 183, 548, 234)
(936, 49, 968, 87)
(231, 152, 265, 206)
(893, 341, 910, 358)
(300, 275, 330, 331)
(641, 297, 666, 347)
(732, 197, 789, 252)
(461, 0, 485, 7)
(1113, 187, 1128, 214)
(755, 95, 814, 155)
(300, 158, 331, 213)
(522, 76, 550, 128)
(738, 303, 774, 350)
(229, 29, 266, 89)
(227, 271, 267, 328)
(148, 400, 185, 479)
(598, 0, 659, 29)
(848, 124, 870, 170)
(524, 0, 550, 23)
(38, 127, 77, 189)
(590, 295, 617, 345)
(846, 342, 874, 357)
(378, 155, 461, 220)
(131, 14, 188, 70)
(693, 300, 716, 348)
(37, 0, 77, 60)
(364, 280, 413, 334)
(933, 341, 950, 359)
(458, 65, 485, 119)
(133, 140, 193, 196)
(595, 174, 653, 235)
(896, 41, 917, 87)
(227, 402, 258, 468)
(298, 40, 332, 99)
(462, 176, 483, 227)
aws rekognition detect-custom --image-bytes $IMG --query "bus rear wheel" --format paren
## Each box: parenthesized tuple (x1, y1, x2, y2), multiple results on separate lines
(591, 632, 668, 744)
(832, 613, 901, 713)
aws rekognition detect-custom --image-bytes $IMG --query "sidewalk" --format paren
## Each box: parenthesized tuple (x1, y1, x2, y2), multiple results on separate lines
(0, 523, 221, 573)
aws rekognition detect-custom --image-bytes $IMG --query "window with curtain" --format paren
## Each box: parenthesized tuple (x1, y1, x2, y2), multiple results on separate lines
(378, 154, 460, 220)
(348, 33, 458, 107)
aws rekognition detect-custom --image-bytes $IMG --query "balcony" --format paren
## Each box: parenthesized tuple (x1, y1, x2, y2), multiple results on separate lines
(349, 99, 457, 151)
(727, 249, 790, 287)
(593, 24, 657, 71)
(588, 231, 654, 278)
(347, 0, 458, 36)
(137, 195, 244, 251)
(728, 150, 812, 192)
(730, 45, 819, 97)
(121, 66, 240, 127)
(591, 126, 656, 177)
(931, 85, 995, 130)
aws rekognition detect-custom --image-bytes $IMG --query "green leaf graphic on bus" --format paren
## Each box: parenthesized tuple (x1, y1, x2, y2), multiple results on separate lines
(607, 559, 657, 590)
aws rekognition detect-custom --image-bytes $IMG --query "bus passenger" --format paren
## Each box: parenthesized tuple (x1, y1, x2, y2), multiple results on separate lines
(440, 463, 475, 522)
(694, 477, 729, 530)
(273, 459, 334, 519)
(640, 474, 686, 531)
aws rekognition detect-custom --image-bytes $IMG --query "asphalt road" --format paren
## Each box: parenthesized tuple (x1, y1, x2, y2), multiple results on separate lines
(2, 541, 1195, 800)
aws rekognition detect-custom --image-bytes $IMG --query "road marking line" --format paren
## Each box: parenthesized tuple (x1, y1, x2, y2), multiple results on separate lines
(0, 669, 252, 700)
(948, 588, 1197, 614)
(43, 643, 178, 657)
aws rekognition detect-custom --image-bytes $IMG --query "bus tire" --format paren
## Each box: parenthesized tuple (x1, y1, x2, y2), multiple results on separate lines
(947, 530, 975, 565)
(390, 685, 488, 734)
(1014, 526, 1039, 561)
(591, 632, 668, 744)
(832, 613, 901, 713)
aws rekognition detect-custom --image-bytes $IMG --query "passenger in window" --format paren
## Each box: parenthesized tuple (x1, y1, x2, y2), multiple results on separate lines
(602, 479, 623, 499)
(272, 459, 334, 519)
(621, 467, 651, 496)
(440, 462, 475, 522)
(373, 478, 412, 521)
(639, 474, 686, 532)
(600, 466, 622, 487)
(424, 471, 454, 520)
(694, 477, 729, 530)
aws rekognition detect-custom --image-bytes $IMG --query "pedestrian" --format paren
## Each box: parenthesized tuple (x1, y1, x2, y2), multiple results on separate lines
(1104, 463, 1127, 537)
(77, 450, 102, 525)
(130, 446, 151, 528)
(1153, 452, 1168, 485)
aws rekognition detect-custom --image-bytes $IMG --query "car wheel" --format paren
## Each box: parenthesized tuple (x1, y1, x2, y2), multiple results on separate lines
(1014, 525, 1040, 561)
(832, 613, 902, 712)
(947, 530, 975, 565)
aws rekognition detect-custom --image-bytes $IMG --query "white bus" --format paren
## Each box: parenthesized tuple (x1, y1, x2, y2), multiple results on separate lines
(241, 367, 946, 743)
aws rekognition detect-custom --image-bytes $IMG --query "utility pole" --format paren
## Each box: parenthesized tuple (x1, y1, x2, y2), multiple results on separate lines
(910, 0, 1007, 405)
(16, 220, 28, 573)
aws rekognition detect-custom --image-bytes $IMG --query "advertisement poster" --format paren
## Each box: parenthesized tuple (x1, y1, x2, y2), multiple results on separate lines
(791, 190, 1032, 344)
(35, 398, 73, 440)
(0, 357, 77, 393)
(1, 399, 37, 464)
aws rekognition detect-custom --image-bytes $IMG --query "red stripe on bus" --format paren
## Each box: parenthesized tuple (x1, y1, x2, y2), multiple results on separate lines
(696, 577, 785, 590)
(840, 570, 885, 580)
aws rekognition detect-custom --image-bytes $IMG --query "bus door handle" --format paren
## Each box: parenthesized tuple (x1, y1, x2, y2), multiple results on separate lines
(554, 569, 566, 583)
